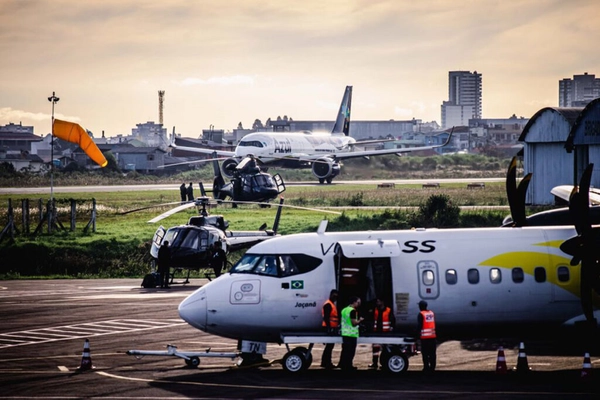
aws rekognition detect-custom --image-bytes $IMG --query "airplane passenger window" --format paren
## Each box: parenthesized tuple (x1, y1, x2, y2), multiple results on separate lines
(534, 267, 546, 283)
(489, 268, 501, 284)
(445, 269, 457, 285)
(557, 266, 570, 283)
(512, 268, 524, 283)
(467, 268, 479, 284)
(422, 270, 435, 286)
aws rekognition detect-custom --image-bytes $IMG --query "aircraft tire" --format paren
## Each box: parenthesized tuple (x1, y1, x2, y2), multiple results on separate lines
(380, 351, 408, 374)
(318, 178, 325, 184)
(282, 347, 312, 373)
(185, 356, 200, 368)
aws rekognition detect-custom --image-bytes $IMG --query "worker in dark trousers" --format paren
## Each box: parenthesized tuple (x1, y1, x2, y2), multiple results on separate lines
(186, 182, 194, 201)
(369, 298, 395, 369)
(210, 242, 226, 278)
(320, 289, 339, 369)
(179, 183, 187, 203)
(338, 296, 364, 371)
(157, 240, 171, 289)
(418, 300, 437, 372)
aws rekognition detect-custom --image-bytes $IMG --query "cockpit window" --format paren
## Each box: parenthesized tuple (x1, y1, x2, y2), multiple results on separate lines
(239, 140, 264, 148)
(230, 253, 321, 277)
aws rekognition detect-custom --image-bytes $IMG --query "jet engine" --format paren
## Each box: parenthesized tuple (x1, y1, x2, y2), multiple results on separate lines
(221, 158, 239, 179)
(311, 157, 340, 184)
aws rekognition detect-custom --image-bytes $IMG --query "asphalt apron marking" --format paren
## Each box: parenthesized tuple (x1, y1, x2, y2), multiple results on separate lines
(0, 319, 186, 349)
(96, 371, 575, 396)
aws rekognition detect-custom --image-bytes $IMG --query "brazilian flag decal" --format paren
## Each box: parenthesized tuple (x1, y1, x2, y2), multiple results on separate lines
(291, 280, 304, 289)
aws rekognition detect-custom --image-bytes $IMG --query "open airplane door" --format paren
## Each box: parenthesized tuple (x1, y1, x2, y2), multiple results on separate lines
(334, 240, 400, 311)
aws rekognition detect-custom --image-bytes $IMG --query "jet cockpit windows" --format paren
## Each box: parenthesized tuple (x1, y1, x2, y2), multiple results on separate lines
(230, 253, 321, 277)
(239, 140, 264, 148)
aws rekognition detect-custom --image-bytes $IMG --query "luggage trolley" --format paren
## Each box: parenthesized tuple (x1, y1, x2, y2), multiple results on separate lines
(279, 332, 417, 373)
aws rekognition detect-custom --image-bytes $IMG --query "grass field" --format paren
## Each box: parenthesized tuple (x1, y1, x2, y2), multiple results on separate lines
(0, 181, 521, 279)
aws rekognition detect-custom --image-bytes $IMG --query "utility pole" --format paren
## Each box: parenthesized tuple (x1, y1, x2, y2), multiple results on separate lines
(47, 91, 59, 202)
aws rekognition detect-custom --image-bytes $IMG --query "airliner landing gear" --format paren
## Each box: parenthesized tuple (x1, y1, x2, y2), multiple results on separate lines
(282, 346, 313, 373)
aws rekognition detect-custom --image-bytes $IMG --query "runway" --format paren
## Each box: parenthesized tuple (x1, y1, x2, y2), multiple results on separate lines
(0, 279, 596, 399)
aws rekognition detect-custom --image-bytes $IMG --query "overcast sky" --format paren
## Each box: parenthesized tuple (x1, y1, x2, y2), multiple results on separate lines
(1, 0, 599, 138)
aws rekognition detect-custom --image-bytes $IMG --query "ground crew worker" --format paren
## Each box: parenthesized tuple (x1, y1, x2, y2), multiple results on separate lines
(186, 182, 194, 201)
(157, 240, 171, 289)
(418, 300, 437, 372)
(179, 183, 187, 203)
(369, 298, 396, 369)
(338, 296, 364, 371)
(320, 289, 339, 369)
(210, 242, 226, 278)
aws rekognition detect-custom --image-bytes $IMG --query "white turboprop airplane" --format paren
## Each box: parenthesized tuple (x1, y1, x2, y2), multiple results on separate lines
(176, 158, 599, 372)
(171, 86, 453, 184)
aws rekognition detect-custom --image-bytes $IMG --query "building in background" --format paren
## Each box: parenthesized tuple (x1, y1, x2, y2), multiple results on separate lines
(558, 72, 600, 107)
(441, 71, 482, 129)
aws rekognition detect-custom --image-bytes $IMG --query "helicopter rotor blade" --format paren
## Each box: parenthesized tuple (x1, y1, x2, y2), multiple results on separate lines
(147, 202, 198, 223)
(117, 200, 189, 215)
(215, 198, 341, 215)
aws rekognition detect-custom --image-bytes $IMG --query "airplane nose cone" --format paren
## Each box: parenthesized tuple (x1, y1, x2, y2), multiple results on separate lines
(178, 289, 207, 331)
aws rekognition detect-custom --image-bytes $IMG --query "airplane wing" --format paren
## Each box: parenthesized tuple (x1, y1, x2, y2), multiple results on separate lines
(306, 130, 453, 161)
(551, 185, 600, 205)
(170, 142, 236, 158)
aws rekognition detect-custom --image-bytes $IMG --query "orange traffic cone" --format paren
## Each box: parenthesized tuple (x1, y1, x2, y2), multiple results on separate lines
(495, 346, 507, 374)
(77, 339, 94, 371)
(514, 342, 531, 374)
(580, 352, 592, 381)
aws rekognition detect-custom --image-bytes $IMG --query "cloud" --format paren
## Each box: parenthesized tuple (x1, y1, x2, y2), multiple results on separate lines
(174, 75, 256, 86)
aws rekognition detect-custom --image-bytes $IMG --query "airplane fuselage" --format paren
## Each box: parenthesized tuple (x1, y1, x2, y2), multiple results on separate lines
(179, 225, 599, 343)
(234, 132, 355, 164)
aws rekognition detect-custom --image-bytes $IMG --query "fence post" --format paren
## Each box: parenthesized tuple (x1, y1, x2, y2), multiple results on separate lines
(70, 199, 76, 231)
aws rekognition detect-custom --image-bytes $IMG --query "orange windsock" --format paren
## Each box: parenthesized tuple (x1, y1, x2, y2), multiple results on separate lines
(53, 119, 107, 167)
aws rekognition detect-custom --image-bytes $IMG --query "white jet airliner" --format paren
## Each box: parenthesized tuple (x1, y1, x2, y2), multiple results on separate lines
(171, 86, 453, 184)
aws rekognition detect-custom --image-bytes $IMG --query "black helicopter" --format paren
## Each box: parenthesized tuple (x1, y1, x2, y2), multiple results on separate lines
(210, 152, 285, 205)
(148, 196, 285, 285)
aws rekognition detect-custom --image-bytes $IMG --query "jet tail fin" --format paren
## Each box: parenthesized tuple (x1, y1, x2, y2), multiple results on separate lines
(331, 85, 352, 136)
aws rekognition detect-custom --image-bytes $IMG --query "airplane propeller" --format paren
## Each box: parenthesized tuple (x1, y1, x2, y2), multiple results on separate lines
(559, 164, 600, 326)
(504, 156, 532, 227)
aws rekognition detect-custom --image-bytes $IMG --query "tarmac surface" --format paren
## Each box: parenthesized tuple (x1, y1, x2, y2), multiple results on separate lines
(0, 279, 597, 399)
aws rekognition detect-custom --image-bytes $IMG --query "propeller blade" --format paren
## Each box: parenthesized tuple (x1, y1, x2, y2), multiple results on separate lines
(506, 157, 530, 227)
(561, 163, 599, 325)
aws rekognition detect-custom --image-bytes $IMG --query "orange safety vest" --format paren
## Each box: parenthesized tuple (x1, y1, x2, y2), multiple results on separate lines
(420, 310, 436, 339)
(322, 299, 339, 328)
(373, 307, 392, 332)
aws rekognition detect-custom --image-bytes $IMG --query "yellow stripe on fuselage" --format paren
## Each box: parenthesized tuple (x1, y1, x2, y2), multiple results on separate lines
(478, 251, 580, 297)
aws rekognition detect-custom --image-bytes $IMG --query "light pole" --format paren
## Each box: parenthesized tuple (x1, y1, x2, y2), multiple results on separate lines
(47, 92, 59, 202)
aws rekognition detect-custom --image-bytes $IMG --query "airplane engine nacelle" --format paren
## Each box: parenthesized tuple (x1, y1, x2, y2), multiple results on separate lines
(312, 157, 340, 181)
(221, 158, 239, 179)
